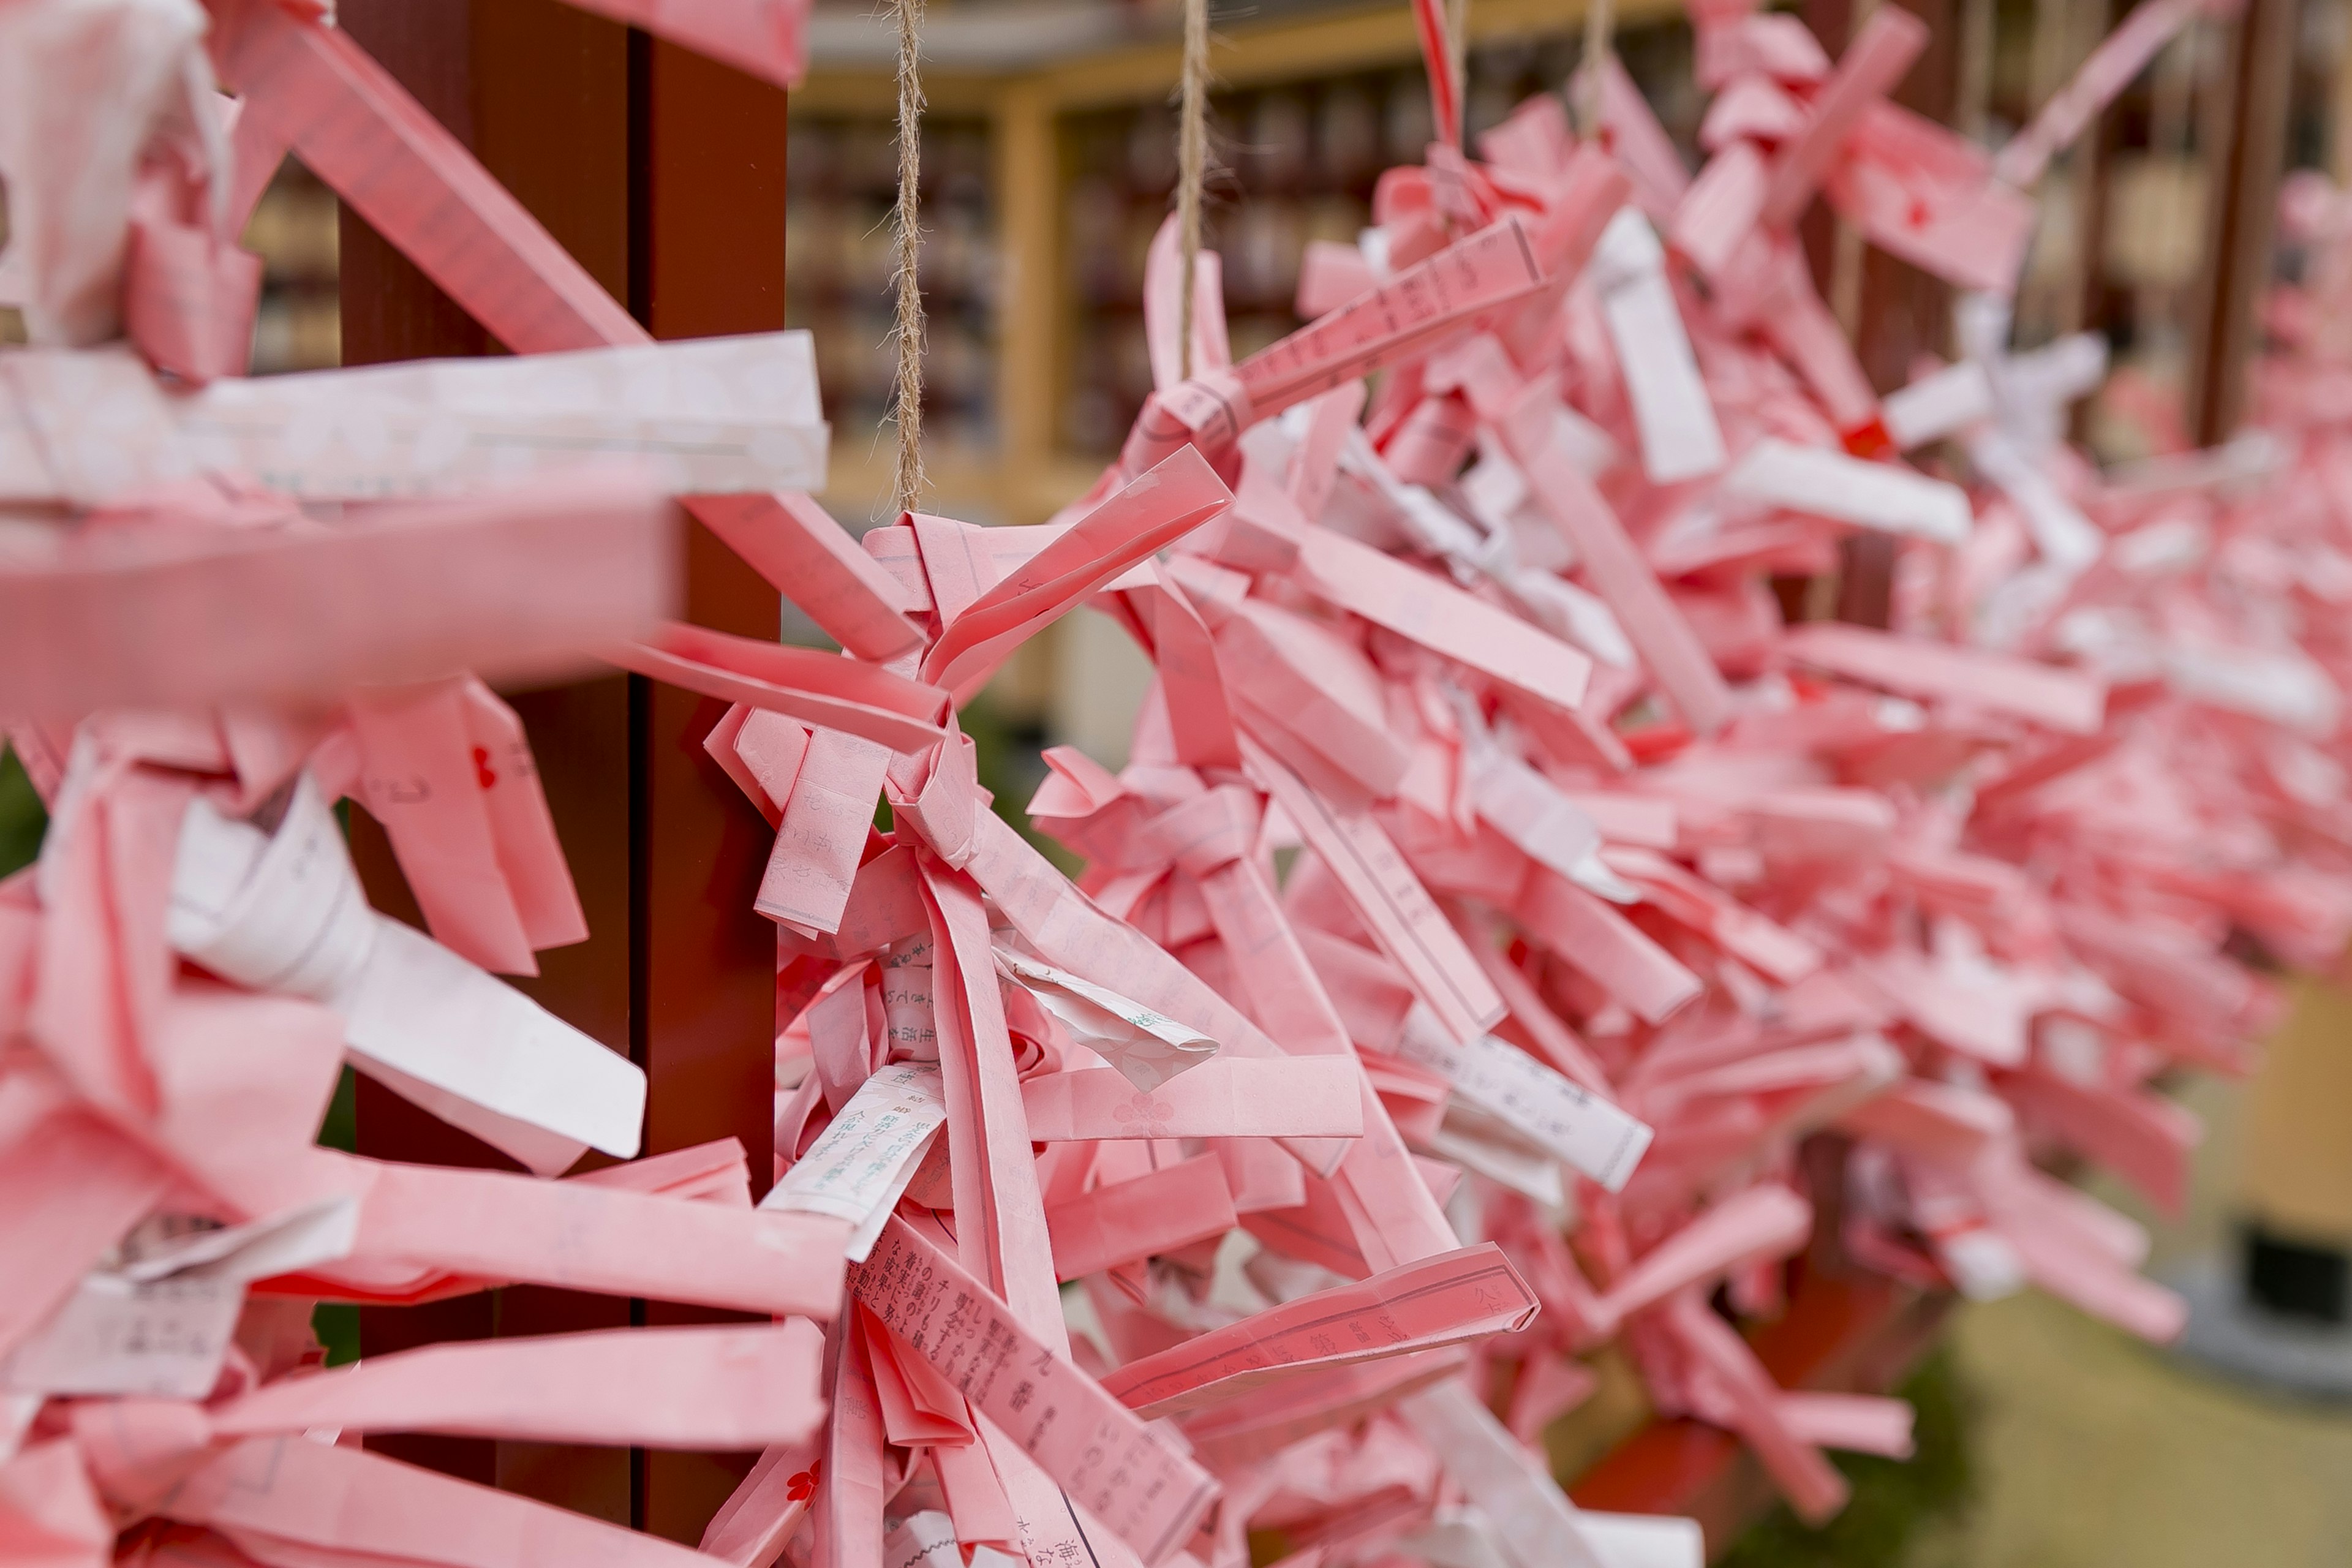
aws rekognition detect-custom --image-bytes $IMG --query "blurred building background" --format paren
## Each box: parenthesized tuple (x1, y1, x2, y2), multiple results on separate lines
(777, 0, 2352, 769)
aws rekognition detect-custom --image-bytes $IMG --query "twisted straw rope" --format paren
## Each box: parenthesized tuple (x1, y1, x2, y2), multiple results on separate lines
(889, 0, 926, 516)
(1177, 0, 1211, 380)
(1580, 0, 1615, 140)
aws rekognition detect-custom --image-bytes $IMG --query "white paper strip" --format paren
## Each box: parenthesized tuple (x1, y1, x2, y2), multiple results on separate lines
(1967, 431, 2103, 573)
(1879, 360, 1992, 450)
(1590, 210, 1727, 484)
(881, 1512, 965, 1568)
(1408, 1502, 1703, 1568)
(169, 778, 647, 1172)
(177, 331, 828, 499)
(996, 947, 1218, 1091)
(4, 1199, 358, 1398)
(1395, 1005, 1654, 1192)
(1402, 1380, 1611, 1568)
(763, 1061, 948, 1262)
(0, 333, 828, 505)
(1722, 436, 1972, 545)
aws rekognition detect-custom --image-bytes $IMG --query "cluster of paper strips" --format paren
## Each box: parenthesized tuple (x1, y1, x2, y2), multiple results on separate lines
(2, 0, 2341, 1564)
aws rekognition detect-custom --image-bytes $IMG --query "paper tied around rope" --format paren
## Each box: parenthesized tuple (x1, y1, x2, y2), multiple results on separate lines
(884, 725, 989, 873)
(1119, 368, 1255, 480)
(994, 946, 1219, 1091)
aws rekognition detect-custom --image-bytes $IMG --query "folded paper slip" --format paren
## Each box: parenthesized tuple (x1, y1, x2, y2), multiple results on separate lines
(1589, 208, 1727, 483)
(1285, 519, 1594, 714)
(850, 1216, 1220, 1566)
(1234, 217, 1548, 418)
(175, 331, 828, 499)
(921, 445, 1234, 701)
(212, 1321, 826, 1449)
(0, 473, 679, 718)
(277, 1154, 851, 1320)
(1242, 737, 1506, 1046)
(1097, 1243, 1539, 1418)
(1387, 1010, 1654, 1192)
(1180, 1348, 1469, 1467)
(1044, 1154, 1239, 1281)
(4, 1197, 358, 1400)
(997, 948, 1218, 1091)
(607, 620, 952, 754)
(77, 1420, 721, 1568)
(1019, 1060, 1365, 1141)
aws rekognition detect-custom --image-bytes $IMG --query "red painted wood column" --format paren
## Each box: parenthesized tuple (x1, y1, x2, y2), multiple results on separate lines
(337, 0, 788, 1539)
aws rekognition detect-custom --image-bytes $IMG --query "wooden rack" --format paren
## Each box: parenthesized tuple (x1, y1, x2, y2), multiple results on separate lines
(327, 0, 2334, 1555)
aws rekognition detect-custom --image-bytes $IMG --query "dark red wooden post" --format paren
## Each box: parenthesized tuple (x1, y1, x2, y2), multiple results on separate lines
(337, 0, 786, 1539)
(1799, 0, 1961, 633)
(2190, 0, 2300, 443)
(629, 36, 793, 1543)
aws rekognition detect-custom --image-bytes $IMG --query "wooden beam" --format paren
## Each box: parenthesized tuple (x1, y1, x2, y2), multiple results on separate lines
(629, 32, 793, 1547)
(340, 0, 636, 1512)
(2189, 0, 2299, 444)
(995, 82, 1060, 478)
(794, 0, 1683, 115)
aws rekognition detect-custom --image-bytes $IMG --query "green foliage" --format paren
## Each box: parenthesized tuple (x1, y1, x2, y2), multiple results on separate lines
(1718, 1349, 1978, 1568)
(311, 1302, 361, 1366)
(0, 745, 46, 879)
(318, 1065, 359, 1152)
(307, 1068, 364, 1365)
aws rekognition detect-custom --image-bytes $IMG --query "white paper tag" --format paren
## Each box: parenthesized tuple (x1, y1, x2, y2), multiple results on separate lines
(1426, 1114, 1567, 1209)
(1502, 570, 1635, 669)
(335, 919, 647, 1167)
(763, 1061, 948, 1262)
(173, 331, 829, 499)
(881, 1511, 965, 1568)
(1967, 431, 2103, 572)
(1880, 360, 1992, 450)
(0, 347, 197, 506)
(170, 778, 378, 1000)
(1401, 1381, 1610, 1568)
(1408, 1502, 1703, 1568)
(1592, 210, 1727, 484)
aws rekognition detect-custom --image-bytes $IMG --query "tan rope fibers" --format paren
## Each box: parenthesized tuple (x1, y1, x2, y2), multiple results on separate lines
(1177, 0, 1212, 380)
(1579, 0, 1615, 140)
(889, 0, 925, 516)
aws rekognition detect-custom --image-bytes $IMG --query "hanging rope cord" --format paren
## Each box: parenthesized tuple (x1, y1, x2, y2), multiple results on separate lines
(1579, 0, 1615, 140)
(889, 0, 926, 516)
(1177, 0, 1212, 380)
(1444, 0, 1469, 143)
